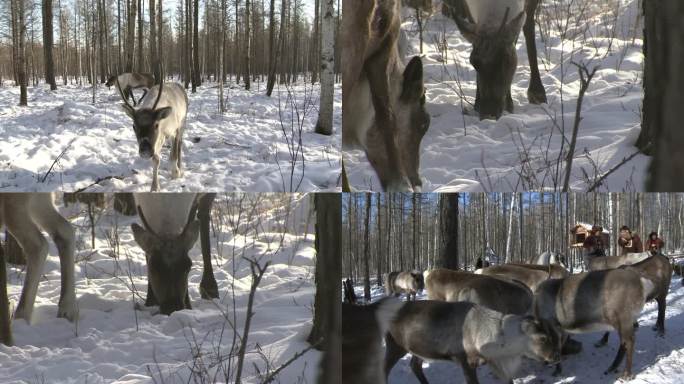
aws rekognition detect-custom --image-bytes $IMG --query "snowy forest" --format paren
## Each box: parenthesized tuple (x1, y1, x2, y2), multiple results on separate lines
(343, 192, 684, 384)
(343, 192, 684, 285)
(1, 192, 341, 383)
(0, 0, 341, 192)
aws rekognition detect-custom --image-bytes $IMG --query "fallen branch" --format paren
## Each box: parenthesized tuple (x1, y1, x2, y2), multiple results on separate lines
(587, 148, 645, 192)
(261, 340, 323, 384)
(72, 175, 125, 193)
(40, 138, 76, 183)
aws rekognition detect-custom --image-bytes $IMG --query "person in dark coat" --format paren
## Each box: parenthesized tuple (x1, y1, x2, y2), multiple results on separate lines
(646, 231, 665, 255)
(583, 225, 607, 257)
(618, 225, 643, 255)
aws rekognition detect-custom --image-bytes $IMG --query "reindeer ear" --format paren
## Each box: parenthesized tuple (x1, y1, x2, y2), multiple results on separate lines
(455, 16, 478, 42)
(503, 11, 526, 43)
(132, 223, 156, 252)
(156, 107, 172, 120)
(181, 220, 200, 251)
(401, 56, 425, 102)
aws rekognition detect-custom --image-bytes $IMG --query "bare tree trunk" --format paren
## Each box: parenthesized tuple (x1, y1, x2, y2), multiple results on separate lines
(315, 0, 334, 135)
(42, 0, 57, 89)
(126, 0, 136, 71)
(308, 193, 341, 349)
(505, 194, 516, 263)
(149, 0, 159, 82)
(311, 0, 319, 84)
(439, 193, 459, 270)
(15, 0, 28, 105)
(137, 0, 143, 71)
(363, 193, 371, 301)
(265, 0, 276, 95)
(243, 0, 251, 90)
(191, 0, 199, 91)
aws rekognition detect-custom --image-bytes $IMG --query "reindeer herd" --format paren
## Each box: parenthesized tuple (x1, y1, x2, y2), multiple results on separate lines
(343, 251, 674, 384)
(343, 0, 549, 191)
(0, 193, 219, 346)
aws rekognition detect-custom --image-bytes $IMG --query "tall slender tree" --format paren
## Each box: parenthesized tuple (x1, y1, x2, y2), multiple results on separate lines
(315, 0, 334, 135)
(42, 0, 57, 89)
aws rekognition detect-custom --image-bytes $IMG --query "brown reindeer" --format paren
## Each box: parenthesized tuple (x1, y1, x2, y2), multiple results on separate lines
(476, 263, 569, 292)
(343, 298, 403, 384)
(385, 300, 559, 384)
(595, 254, 673, 347)
(426, 268, 533, 315)
(534, 269, 655, 379)
(342, 0, 431, 191)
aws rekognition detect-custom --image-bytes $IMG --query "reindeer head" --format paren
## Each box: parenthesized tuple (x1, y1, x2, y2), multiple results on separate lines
(454, 9, 526, 120)
(118, 80, 171, 159)
(105, 75, 118, 88)
(366, 56, 430, 191)
(519, 317, 561, 365)
(131, 206, 200, 315)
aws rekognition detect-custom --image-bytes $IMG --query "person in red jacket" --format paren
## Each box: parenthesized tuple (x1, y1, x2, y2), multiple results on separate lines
(645, 231, 665, 255)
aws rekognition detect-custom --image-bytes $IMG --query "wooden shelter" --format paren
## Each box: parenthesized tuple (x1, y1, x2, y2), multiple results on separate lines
(570, 222, 610, 248)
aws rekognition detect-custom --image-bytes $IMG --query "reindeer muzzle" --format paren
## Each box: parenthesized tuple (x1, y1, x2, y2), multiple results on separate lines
(139, 140, 153, 159)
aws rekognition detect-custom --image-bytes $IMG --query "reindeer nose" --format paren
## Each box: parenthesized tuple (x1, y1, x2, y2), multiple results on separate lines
(139, 140, 153, 158)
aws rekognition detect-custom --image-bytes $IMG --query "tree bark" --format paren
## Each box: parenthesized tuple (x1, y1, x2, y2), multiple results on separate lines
(42, 0, 57, 89)
(192, 0, 200, 91)
(439, 193, 459, 270)
(315, 0, 334, 135)
(149, 0, 159, 82)
(363, 193, 371, 301)
(308, 193, 341, 356)
(244, 0, 252, 90)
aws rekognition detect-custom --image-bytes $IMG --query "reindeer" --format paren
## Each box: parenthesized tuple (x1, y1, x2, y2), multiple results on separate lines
(0, 194, 77, 346)
(131, 193, 218, 315)
(426, 268, 533, 315)
(594, 254, 673, 347)
(476, 263, 568, 292)
(343, 298, 403, 384)
(119, 81, 189, 191)
(587, 251, 651, 272)
(385, 270, 424, 300)
(106, 72, 155, 106)
(534, 269, 655, 379)
(443, 0, 546, 120)
(342, 0, 431, 191)
(385, 300, 559, 384)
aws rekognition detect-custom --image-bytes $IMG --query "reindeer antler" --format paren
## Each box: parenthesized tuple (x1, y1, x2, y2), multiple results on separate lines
(498, 7, 511, 34)
(136, 204, 160, 238)
(115, 76, 135, 111)
(152, 81, 164, 110)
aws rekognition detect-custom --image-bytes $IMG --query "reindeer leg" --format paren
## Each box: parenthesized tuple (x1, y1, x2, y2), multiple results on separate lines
(653, 296, 666, 335)
(7, 213, 49, 323)
(31, 196, 77, 321)
(150, 154, 161, 192)
(171, 132, 183, 179)
(198, 194, 219, 299)
(409, 356, 430, 384)
(524, 0, 547, 104)
(621, 332, 635, 380)
(0, 240, 13, 346)
(457, 355, 480, 384)
(605, 342, 626, 374)
(384, 334, 407, 379)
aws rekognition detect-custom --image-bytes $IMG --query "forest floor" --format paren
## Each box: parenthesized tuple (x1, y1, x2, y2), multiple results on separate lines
(0, 80, 341, 192)
(356, 275, 684, 383)
(345, 0, 648, 192)
(0, 195, 320, 383)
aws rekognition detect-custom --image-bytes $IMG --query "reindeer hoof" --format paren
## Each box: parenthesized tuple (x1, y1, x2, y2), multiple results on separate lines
(619, 372, 634, 381)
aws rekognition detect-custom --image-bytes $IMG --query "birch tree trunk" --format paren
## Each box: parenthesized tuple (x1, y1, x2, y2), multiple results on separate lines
(505, 194, 516, 263)
(315, 0, 334, 135)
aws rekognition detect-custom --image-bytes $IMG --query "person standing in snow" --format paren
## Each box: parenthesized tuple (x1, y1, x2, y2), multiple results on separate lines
(646, 232, 665, 255)
(618, 225, 643, 255)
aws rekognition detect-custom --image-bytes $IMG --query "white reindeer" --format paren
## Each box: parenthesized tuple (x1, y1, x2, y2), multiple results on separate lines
(119, 81, 189, 191)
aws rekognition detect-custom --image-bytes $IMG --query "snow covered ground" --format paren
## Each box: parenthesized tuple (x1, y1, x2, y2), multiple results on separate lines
(0, 194, 320, 383)
(345, 0, 648, 192)
(0, 80, 341, 192)
(357, 275, 684, 383)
